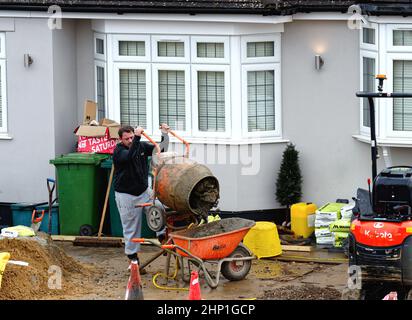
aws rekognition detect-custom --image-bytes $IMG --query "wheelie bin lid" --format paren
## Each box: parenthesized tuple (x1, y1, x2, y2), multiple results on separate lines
(11, 202, 41, 210)
(50, 153, 109, 165)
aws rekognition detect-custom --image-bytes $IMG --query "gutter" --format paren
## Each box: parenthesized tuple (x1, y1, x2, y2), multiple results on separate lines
(360, 4, 412, 16)
(0, 5, 277, 15)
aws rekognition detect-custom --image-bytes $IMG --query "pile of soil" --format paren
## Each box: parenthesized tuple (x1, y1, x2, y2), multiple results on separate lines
(260, 284, 342, 300)
(0, 233, 97, 300)
(174, 218, 255, 238)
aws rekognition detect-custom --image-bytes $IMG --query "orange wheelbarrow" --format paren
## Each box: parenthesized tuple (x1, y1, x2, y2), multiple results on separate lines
(133, 218, 256, 289)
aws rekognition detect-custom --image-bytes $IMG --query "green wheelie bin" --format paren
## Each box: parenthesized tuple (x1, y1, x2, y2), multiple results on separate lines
(101, 158, 155, 238)
(50, 153, 109, 236)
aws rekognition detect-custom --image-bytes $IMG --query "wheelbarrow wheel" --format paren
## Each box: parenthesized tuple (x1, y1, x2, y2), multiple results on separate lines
(221, 244, 252, 281)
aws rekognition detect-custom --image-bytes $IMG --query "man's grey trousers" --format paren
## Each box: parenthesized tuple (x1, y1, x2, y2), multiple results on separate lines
(115, 189, 151, 255)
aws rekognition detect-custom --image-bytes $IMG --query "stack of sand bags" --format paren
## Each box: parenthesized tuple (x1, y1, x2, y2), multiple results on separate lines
(315, 203, 346, 245)
(329, 202, 355, 247)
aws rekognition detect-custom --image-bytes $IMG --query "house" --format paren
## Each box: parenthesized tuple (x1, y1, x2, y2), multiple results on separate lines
(1, 0, 412, 217)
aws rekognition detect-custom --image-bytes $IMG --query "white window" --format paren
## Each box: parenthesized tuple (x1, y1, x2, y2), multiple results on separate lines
(94, 33, 106, 61)
(0, 34, 7, 134)
(241, 34, 280, 64)
(360, 23, 378, 51)
(152, 36, 189, 63)
(383, 53, 412, 138)
(393, 59, 412, 132)
(191, 36, 230, 64)
(191, 65, 231, 137)
(113, 63, 153, 134)
(152, 64, 191, 135)
(95, 61, 107, 120)
(242, 64, 281, 138)
(386, 25, 412, 52)
(112, 35, 150, 62)
(360, 51, 378, 134)
(103, 32, 282, 141)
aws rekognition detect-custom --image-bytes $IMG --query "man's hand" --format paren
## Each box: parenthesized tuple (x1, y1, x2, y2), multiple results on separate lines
(160, 123, 170, 134)
(134, 127, 144, 137)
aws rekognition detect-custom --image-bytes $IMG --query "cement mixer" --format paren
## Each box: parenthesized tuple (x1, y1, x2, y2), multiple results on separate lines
(138, 131, 220, 232)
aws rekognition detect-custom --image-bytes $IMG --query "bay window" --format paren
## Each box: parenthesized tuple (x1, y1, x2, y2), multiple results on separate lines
(97, 32, 282, 141)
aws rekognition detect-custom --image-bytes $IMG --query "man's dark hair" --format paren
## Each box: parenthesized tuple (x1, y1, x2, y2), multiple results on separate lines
(118, 126, 134, 138)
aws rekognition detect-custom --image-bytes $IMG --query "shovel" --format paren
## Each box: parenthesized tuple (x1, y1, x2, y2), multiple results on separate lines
(31, 209, 45, 233)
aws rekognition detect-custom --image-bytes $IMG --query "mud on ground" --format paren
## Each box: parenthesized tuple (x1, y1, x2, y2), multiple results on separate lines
(1, 236, 349, 300)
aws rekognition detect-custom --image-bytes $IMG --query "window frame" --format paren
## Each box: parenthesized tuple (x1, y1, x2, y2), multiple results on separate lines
(386, 24, 412, 53)
(112, 34, 151, 62)
(152, 63, 191, 136)
(94, 33, 106, 61)
(360, 23, 378, 51)
(385, 53, 412, 138)
(360, 50, 379, 136)
(190, 36, 230, 64)
(241, 63, 281, 138)
(0, 59, 7, 134)
(152, 35, 190, 63)
(94, 60, 108, 121)
(241, 34, 280, 64)
(112, 62, 153, 135)
(191, 64, 231, 138)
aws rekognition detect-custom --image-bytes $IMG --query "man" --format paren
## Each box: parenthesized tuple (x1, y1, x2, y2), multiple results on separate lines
(113, 124, 169, 266)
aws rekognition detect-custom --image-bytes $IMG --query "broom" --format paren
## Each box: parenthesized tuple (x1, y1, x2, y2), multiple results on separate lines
(73, 163, 123, 247)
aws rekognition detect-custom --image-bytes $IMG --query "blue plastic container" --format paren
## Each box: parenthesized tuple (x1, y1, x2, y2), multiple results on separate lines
(11, 202, 59, 235)
(35, 204, 59, 235)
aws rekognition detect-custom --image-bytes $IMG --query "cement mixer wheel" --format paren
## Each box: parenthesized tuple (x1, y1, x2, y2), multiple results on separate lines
(146, 206, 166, 232)
(221, 244, 252, 281)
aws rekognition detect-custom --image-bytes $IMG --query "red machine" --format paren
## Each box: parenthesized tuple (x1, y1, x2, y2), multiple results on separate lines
(348, 75, 412, 299)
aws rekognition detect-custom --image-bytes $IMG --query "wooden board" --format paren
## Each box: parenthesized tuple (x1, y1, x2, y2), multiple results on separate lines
(274, 255, 348, 264)
(51, 235, 158, 245)
(281, 245, 313, 252)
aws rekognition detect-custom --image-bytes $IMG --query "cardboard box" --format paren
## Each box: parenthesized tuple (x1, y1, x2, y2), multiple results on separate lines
(83, 100, 97, 125)
(75, 101, 120, 154)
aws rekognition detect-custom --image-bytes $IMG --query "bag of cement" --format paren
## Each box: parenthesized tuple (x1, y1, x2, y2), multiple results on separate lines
(315, 218, 335, 228)
(316, 203, 344, 220)
(341, 202, 355, 220)
(315, 228, 332, 237)
(334, 238, 345, 248)
(316, 236, 335, 245)
(1, 225, 35, 237)
(329, 219, 351, 233)
(334, 231, 349, 240)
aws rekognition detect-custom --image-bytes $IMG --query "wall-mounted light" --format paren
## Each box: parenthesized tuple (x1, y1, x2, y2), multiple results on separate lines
(315, 55, 324, 70)
(24, 54, 33, 68)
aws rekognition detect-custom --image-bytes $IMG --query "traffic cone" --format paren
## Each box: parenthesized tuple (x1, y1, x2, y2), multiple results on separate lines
(383, 292, 397, 300)
(188, 270, 201, 300)
(125, 260, 144, 300)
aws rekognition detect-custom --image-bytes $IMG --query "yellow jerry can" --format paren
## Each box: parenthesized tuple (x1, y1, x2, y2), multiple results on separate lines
(291, 202, 317, 238)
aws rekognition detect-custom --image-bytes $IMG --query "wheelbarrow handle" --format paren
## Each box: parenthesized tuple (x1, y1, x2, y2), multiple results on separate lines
(161, 244, 176, 250)
(32, 210, 45, 224)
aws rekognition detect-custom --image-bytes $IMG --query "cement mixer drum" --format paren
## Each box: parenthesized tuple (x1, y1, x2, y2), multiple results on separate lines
(154, 155, 220, 217)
